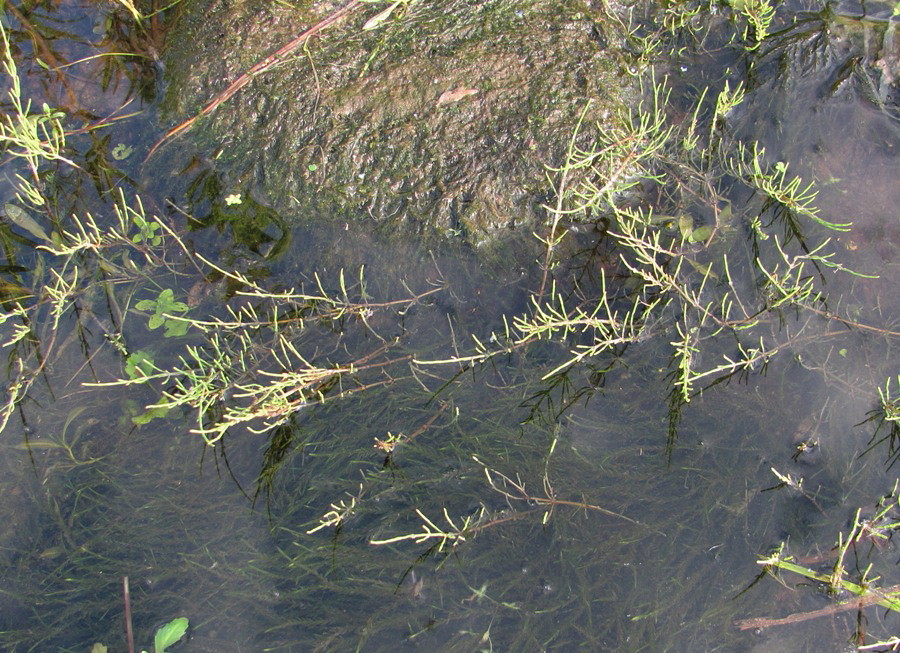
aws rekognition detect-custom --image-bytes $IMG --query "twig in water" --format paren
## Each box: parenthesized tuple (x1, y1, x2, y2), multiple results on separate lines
(123, 576, 135, 653)
(735, 584, 900, 631)
(146, 0, 363, 158)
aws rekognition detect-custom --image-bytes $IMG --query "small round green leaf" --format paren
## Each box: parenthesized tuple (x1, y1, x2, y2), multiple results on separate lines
(690, 226, 713, 243)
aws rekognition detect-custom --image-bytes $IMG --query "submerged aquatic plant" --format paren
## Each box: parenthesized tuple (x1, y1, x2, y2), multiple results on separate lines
(1, 20, 434, 445)
(412, 70, 871, 446)
(861, 376, 900, 468)
(741, 486, 900, 644)
(134, 288, 190, 337)
(1, 2, 899, 652)
(0, 27, 74, 206)
(149, 616, 189, 653)
(878, 376, 900, 427)
(728, 0, 776, 49)
(361, 5, 900, 581)
(88, 253, 444, 444)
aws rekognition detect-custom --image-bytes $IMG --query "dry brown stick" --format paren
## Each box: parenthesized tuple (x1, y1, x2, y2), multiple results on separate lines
(805, 306, 900, 338)
(146, 0, 363, 159)
(736, 584, 900, 631)
(403, 401, 449, 444)
(123, 576, 135, 653)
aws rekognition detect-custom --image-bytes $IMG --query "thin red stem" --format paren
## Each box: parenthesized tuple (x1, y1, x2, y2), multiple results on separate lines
(123, 576, 135, 653)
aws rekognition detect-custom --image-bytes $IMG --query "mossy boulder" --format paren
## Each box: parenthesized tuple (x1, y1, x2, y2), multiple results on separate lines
(161, 0, 640, 245)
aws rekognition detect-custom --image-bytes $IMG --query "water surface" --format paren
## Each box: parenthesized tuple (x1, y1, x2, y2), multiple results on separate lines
(0, 2, 898, 652)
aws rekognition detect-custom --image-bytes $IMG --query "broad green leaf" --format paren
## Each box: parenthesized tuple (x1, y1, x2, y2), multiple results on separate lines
(12, 440, 66, 450)
(686, 258, 718, 279)
(677, 214, 693, 241)
(138, 289, 190, 332)
(690, 225, 713, 243)
(132, 404, 171, 425)
(91, 643, 108, 653)
(157, 289, 189, 314)
(718, 201, 733, 225)
(647, 213, 678, 226)
(164, 319, 189, 338)
(154, 616, 189, 653)
(4, 203, 52, 243)
(39, 546, 65, 559)
(0, 279, 32, 301)
(62, 405, 89, 442)
(125, 351, 155, 379)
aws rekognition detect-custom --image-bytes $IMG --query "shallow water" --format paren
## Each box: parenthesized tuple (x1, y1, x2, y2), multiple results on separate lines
(0, 2, 899, 652)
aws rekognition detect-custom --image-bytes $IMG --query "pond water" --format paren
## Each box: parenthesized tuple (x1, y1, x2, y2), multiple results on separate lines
(1, 2, 899, 652)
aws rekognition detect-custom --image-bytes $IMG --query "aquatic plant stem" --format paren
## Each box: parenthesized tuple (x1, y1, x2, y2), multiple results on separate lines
(123, 576, 135, 653)
(735, 590, 892, 631)
(147, 0, 364, 158)
(804, 305, 900, 338)
(537, 101, 591, 301)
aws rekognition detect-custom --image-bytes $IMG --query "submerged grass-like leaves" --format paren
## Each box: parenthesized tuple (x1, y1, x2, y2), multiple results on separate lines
(2, 3, 900, 651)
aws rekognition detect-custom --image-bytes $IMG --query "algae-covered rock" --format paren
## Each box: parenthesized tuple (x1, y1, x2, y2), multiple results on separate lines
(161, 0, 640, 245)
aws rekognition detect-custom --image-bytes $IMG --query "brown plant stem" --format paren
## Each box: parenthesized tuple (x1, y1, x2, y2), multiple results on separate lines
(123, 576, 135, 653)
(735, 584, 900, 631)
(805, 305, 900, 338)
(146, 0, 363, 159)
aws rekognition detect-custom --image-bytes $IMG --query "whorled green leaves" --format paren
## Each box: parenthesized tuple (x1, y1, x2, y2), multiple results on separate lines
(135, 289, 191, 337)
